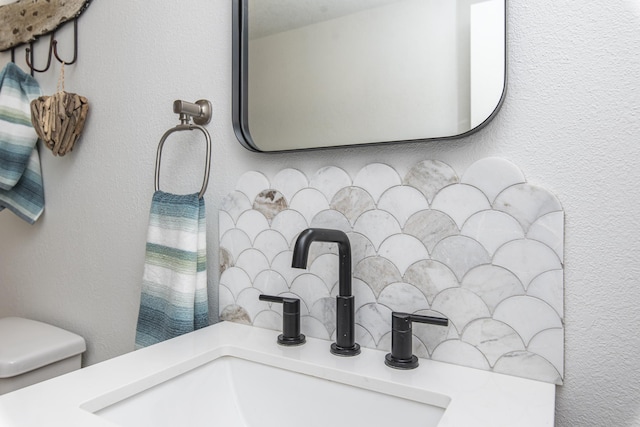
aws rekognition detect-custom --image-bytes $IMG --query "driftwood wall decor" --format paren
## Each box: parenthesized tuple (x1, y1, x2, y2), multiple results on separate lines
(0, 0, 90, 51)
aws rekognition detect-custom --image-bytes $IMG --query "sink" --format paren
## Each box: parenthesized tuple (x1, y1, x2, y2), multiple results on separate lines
(91, 355, 448, 427)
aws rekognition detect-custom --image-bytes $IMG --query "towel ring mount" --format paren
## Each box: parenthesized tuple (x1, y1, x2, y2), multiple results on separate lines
(154, 99, 212, 199)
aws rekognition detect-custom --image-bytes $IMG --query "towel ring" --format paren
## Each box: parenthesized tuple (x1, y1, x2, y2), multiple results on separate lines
(154, 100, 212, 199)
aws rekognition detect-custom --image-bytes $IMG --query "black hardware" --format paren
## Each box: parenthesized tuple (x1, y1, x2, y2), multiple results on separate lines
(25, 34, 55, 76)
(259, 294, 306, 346)
(12, 18, 80, 76)
(385, 312, 448, 370)
(292, 228, 360, 356)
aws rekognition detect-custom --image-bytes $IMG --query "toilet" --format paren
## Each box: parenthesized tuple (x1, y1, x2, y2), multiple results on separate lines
(0, 317, 86, 395)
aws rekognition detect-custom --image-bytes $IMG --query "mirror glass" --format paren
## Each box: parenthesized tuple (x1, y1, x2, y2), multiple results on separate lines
(233, 0, 506, 152)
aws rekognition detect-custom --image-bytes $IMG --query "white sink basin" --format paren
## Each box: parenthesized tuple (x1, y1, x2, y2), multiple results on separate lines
(93, 356, 447, 427)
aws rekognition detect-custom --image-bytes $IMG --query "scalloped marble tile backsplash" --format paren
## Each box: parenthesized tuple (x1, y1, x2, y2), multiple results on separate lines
(219, 158, 564, 384)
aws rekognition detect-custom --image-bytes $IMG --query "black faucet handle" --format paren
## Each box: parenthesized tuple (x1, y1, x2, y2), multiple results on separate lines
(385, 312, 448, 370)
(258, 294, 306, 346)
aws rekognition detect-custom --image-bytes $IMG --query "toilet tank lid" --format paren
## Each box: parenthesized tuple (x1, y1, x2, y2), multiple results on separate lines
(0, 317, 86, 378)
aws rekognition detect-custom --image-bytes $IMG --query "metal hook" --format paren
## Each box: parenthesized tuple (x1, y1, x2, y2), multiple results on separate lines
(25, 33, 55, 76)
(52, 19, 78, 65)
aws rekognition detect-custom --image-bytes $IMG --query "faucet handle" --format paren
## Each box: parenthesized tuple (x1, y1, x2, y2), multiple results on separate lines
(385, 312, 448, 370)
(258, 294, 306, 346)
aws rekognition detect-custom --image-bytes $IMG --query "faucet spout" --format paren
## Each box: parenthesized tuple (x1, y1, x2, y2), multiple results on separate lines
(292, 228, 360, 356)
(291, 228, 352, 297)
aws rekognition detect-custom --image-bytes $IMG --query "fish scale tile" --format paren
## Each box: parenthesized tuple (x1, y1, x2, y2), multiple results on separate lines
(219, 158, 564, 384)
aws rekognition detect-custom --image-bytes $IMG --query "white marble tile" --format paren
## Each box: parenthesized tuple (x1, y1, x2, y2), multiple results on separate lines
(377, 186, 430, 227)
(235, 249, 270, 282)
(493, 351, 562, 384)
(412, 309, 453, 356)
(253, 230, 289, 264)
(310, 297, 337, 334)
(527, 211, 564, 263)
(219, 158, 565, 384)
(351, 278, 377, 311)
(378, 282, 430, 314)
(404, 210, 459, 253)
(403, 260, 459, 304)
(309, 253, 340, 290)
(290, 188, 330, 224)
(461, 158, 526, 203)
(218, 211, 235, 238)
(431, 184, 491, 228)
(235, 170, 270, 203)
(353, 163, 402, 202)
(219, 266, 253, 299)
(219, 247, 232, 274)
(431, 236, 491, 281)
(493, 239, 562, 288)
(309, 209, 352, 233)
(272, 168, 308, 203)
(378, 234, 430, 276)
(358, 327, 379, 351)
(290, 273, 332, 304)
(271, 210, 308, 245)
(253, 190, 288, 222)
(404, 160, 459, 203)
(218, 285, 236, 316)
(431, 340, 491, 370)
(219, 304, 252, 324)
(461, 210, 525, 255)
(528, 328, 564, 376)
(252, 270, 289, 297)
(236, 287, 264, 321)
(461, 319, 526, 367)
(353, 256, 402, 297)
(347, 232, 377, 265)
(271, 250, 303, 286)
(301, 316, 332, 340)
(330, 187, 377, 225)
(353, 210, 402, 250)
(298, 242, 336, 270)
(219, 228, 252, 265)
(493, 296, 562, 345)
(355, 303, 393, 344)
(252, 310, 282, 332)
(461, 265, 525, 313)
(493, 183, 563, 231)
(220, 191, 252, 222)
(310, 166, 352, 202)
(431, 288, 491, 334)
(236, 210, 270, 243)
(527, 270, 564, 318)
(409, 334, 430, 359)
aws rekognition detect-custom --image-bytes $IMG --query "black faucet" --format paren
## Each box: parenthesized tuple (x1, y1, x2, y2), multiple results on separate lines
(385, 312, 448, 369)
(291, 228, 360, 356)
(258, 294, 306, 346)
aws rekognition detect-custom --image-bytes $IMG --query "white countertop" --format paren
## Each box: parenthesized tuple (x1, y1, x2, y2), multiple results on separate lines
(0, 321, 555, 426)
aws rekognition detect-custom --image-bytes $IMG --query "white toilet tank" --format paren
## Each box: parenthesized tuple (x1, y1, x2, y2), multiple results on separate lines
(0, 317, 86, 395)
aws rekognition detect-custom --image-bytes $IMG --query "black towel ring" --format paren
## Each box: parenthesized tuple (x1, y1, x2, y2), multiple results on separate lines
(154, 100, 212, 199)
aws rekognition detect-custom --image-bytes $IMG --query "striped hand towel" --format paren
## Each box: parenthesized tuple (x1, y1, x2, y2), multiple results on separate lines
(135, 191, 209, 348)
(0, 62, 44, 224)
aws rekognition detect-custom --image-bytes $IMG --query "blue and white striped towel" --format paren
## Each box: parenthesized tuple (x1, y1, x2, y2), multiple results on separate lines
(0, 62, 44, 224)
(135, 191, 209, 348)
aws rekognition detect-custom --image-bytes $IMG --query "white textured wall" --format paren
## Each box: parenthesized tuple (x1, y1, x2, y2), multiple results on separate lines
(0, 1, 638, 425)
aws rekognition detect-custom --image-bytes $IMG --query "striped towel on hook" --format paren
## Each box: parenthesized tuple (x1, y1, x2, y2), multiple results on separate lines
(135, 191, 209, 348)
(0, 62, 44, 224)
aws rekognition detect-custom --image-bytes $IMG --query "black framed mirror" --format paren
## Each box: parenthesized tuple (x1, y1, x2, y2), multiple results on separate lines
(233, 0, 506, 152)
